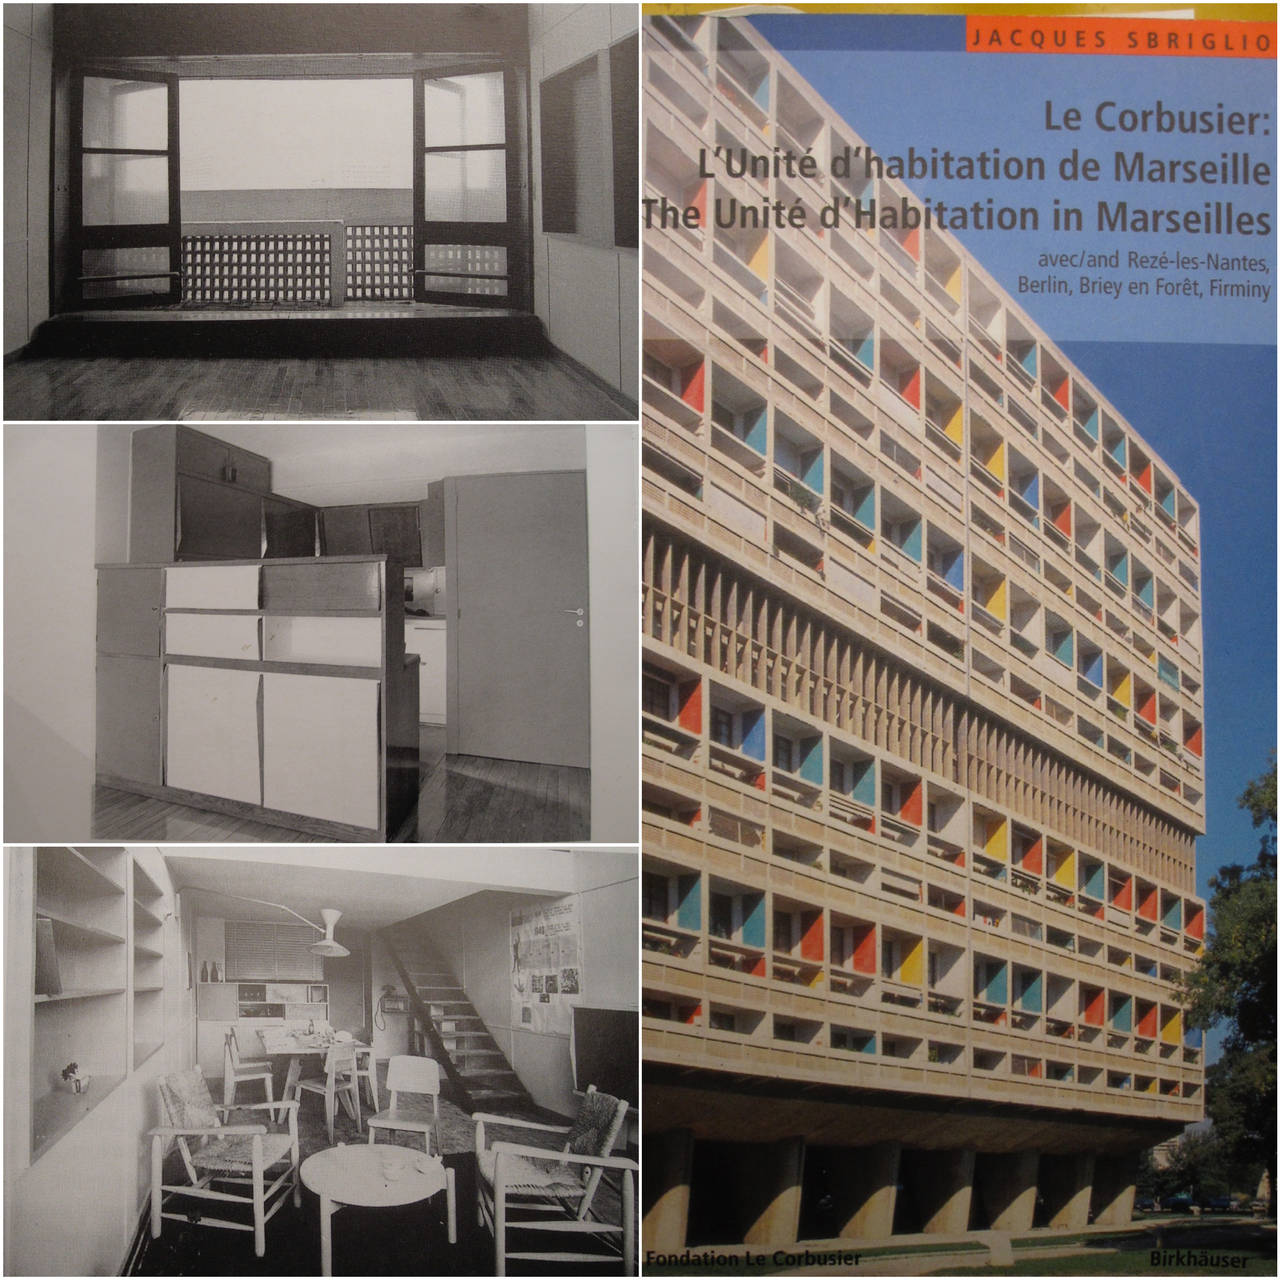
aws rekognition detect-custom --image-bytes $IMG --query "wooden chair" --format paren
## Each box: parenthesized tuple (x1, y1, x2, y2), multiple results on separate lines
(474, 1085, 636, 1275)
(150, 1065, 300, 1258)
(296, 1042, 361, 1144)
(223, 1029, 275, 1111)
(354, 1045, 379, 1111)
(366, 1054, 441, 1155)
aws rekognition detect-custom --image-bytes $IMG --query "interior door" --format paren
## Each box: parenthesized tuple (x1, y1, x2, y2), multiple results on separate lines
(72, 69, 180, 307)
(413, 65, 519, 307)
(447, 471, 590, 768)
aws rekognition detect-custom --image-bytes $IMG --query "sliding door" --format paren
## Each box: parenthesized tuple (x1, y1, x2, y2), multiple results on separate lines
(413, 66, 521, 307)
(72, 69, 180, 307)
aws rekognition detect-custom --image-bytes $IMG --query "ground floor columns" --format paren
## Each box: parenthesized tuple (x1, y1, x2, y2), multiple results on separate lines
(740, 1136, 805, 1247)
(1091, 1151, 1138, 1226)
(642, 1128, 695, 1252)
(910, 1147, 976, 1234)
(829, 1140, 901, 1239)
(1041, 1152, 1096, 1229)
(976, 1151, 1039, 1232)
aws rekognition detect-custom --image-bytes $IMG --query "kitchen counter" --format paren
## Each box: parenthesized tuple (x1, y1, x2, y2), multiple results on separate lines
(96, 554, 418, 840)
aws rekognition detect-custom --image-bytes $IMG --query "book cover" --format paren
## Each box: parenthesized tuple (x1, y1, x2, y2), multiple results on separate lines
(641, 4, 1274, 1267)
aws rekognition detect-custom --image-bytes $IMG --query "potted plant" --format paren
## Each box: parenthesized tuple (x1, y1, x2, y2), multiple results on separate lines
(60, 1062, 91, 1094)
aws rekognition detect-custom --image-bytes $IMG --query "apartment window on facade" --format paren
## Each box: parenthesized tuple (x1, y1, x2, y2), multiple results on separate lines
(540, 33, 638, 248)
(710, 706, 736, 748)
(643, 670, 674, 718)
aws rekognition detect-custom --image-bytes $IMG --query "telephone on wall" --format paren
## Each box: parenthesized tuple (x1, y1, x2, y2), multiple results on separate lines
(373, 985, 411, 1030)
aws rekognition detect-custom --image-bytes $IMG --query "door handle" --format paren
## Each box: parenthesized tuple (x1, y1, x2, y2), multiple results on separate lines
(563, 608, 584, 627)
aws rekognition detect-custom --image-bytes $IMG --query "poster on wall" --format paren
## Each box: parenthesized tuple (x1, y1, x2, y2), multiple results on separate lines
(511, 895, 582, 1034)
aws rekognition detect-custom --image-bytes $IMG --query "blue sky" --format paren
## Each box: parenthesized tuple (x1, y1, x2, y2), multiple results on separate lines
(748, 13, 1278, 901)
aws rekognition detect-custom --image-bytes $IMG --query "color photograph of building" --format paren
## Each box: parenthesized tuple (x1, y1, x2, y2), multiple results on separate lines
(640, 12, 1210, 1252)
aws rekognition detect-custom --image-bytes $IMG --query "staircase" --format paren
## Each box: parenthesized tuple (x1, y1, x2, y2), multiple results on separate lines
(380, 923, 533, 1114)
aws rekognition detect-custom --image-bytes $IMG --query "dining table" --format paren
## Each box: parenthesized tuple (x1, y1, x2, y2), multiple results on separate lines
(255, 1029, 375, 1121)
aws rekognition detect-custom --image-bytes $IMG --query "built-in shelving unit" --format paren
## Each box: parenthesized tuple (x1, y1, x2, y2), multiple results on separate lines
(131, 858, 167, 1067)
(32, 848, 128, 1162)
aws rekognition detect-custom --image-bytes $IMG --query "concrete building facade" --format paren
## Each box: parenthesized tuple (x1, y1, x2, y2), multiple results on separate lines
(640, 14, 1207, 1250)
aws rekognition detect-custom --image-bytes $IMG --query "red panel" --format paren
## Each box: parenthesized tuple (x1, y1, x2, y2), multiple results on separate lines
(853, 924, 876, 974)
(1137, 1004, 1158, 1037)
(899, 366, 921, 409)
(684, 1002, 702, 1025)
(681, 360, 705, 412)
(1113, 875, 1133, 911)
(1053, 504, 1072, 535)
(691, 179, 707, 223)
(749, 955, 766, 977)
(1137, 884, 1159, 921)
(1186, 906, 1205, 940)
(900, 778, 923, 825)
(1021, 837, 1044, 875)
(1136, 462, 1152, 493)
(753, 771, 766, 790)
(1083, 988, 1105, 1026)
(801, 913, 824, 961)
(1053, 378, 1070, 409)
(677, 679, 702, 733)
(1185, 725, 1203, 756)
(1137, 690, 1157, 723)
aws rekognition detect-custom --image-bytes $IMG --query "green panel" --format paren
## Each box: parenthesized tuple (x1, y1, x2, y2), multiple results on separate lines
(676, 875, 701, 931)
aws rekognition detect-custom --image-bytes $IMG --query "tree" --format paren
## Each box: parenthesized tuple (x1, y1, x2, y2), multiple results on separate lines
(1185, 759, 1277, 1210)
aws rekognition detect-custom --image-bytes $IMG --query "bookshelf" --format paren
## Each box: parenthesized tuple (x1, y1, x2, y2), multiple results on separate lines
(32, 848, 128, 1161)
(132, 857, 167, 1067)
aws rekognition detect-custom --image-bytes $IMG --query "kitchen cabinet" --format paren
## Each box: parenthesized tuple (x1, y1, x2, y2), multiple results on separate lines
(97, 655, 163, 785)
(197, 982, 238, 1020)
(97, 566, 162, 656)
(264, 496, 318, 558)
(262, 672, 381, 829)
(320, 500, 435, 567)
(404, 619, 446, 724)
(176, 475, 264, 560)
(176, 428, 271, 493)
(165, 665, 262, 805)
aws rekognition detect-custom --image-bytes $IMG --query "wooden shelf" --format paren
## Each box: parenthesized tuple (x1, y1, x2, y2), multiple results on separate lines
(37, 848, 124, 898)
(35, 987, 126, 1004)
(134, 942, 164, 960)
(133, 898, 165, 929)
(31, 1074, 127, 1162)
(35, 910, 125, 947)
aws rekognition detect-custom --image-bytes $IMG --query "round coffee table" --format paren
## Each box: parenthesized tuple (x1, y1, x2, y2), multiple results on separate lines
(301, 1144, 456, 1275)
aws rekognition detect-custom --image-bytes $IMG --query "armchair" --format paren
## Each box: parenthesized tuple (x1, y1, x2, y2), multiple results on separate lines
(474, 1086, 636, 1275)
(150, 1065, 300, 1258)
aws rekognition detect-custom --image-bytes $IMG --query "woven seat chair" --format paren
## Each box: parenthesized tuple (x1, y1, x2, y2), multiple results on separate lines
(149, 1065, 300, 1258)
(474, 1085, 636, 1275)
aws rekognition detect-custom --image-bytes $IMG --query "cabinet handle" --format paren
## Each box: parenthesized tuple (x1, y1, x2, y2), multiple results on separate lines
(563, 608, 584, 616)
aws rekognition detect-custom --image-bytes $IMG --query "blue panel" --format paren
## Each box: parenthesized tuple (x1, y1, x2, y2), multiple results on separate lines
(851, 757, 876, 806)
(1109, 550, 1128, 586)
(1185, 1025, 1203, 1049)
(1112, 996, 1132, 1032)
(1162, 896, 1181, 928)
(803, 451, 824, 494)
(799, 737, 824, 785)
(944, 552, 964, 589)
(1018, 472, 1039, 508)
(1080, 408, 1100, 441)
(902, 518, 922, 563)
(744, 407, 767, 454)
(1136, 575, 1154, 608)
(752, 76, 769, 108)
(1160, 487, 1176, 516)
(1018, 971, 1042, 1012)
(1019, 345, 1037, 376)
(853, 484, 876, 530)
(1083, 862, 1105, 899)
(741, 708, 766, 760)
(854, 334, 874, 368)
(1081, 649, 1103, 687)
(1108, 435, 1126, 464)
(987, 963, 1007, 1005)
(742, 894, 765, 947)
(676, 875, 701, 931)
(1051, 628, 1074, 666)
(1158, 657, 1180, 690)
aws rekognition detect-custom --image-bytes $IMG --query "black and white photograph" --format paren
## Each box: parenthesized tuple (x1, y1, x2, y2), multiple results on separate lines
(4, 3, 638, 420)
(3, 846, 639, 1274)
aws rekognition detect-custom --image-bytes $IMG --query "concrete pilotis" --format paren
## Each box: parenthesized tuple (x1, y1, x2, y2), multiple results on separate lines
(829, 1142, 901, 1239)
(976, 1151, 1039, 1232)
(740, 1136, 806, 1247)
(1042, 1152, 1096, 1230)
(914, 1148, 976, 1234)
(643, 1128, 695, 1252)
(1092, 1152, 1138, 1226)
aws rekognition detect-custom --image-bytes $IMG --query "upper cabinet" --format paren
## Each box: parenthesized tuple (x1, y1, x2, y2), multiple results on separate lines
(129, 425, 316, 564)
(320, 491, 444, 568)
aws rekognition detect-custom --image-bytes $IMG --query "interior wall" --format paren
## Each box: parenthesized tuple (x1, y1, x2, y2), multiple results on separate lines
(4, 848, 197, 1277)
(4, 4, 53, 355)
(3, 428, 98, 840)
(421, 850, 636, 1116)
(587, 425, 639, 841)
(529, 4, 638, 398)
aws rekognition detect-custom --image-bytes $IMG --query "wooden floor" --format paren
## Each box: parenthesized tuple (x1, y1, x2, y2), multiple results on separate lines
(5, 352, 632, 421)
(92, 730, 590, 843)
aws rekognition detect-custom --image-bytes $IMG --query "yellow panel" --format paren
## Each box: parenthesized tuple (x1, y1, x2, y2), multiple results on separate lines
(990, 441, 1006, 483)
(1052, 851, 1075, 887)
(945, 404, 964, 445)
(901, 938, 923, 986)
(989, 577, 1007, 623)
(985, 816, 1007, 861)
(1116, 672, 1132, 705)
(1161, 1010, 1182, 1044)
(946, 263, 963, 301)
(749, 237, 770, 280)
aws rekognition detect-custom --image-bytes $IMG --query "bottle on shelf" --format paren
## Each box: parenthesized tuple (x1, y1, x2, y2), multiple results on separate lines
(210, 961, 220, 983)
(201, 961, 209, 983)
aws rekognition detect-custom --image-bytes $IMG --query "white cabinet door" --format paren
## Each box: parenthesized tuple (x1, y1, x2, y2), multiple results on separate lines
(405, 622, 446, 724)
(165, 665, 261, 804)
(262, 673, 380, 830)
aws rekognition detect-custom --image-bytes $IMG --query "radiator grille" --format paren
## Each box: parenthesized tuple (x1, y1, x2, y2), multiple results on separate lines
(182, 233, 331, 304)
(346, 224, 414, 300)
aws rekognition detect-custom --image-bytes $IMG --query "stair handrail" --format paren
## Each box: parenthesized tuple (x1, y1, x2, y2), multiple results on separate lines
(378, 929, 476, 1110)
